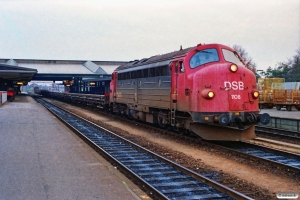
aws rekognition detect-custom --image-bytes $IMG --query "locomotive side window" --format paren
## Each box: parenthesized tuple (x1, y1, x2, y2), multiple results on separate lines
(126, 72, 131, 79)
(163, 65, 170, 75)
(189, 48, 219, 68)
(117, 65, 169, 80)
(149, 65, 169, 77)
(149, 68, 155, 77)
(222, 49, 245, 66)
(131, 71, 137, 79)
(143, 69, 148, 77)
(156, 66, 169, 76)
(136, 70, 142, 78)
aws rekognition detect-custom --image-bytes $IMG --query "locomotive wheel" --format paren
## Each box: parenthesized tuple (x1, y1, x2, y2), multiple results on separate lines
(276, 105, 281, 110)
(286, 106, 292, 111)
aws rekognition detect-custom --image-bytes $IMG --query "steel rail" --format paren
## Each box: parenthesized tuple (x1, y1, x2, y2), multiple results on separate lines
(35, 97, 252, 200)
(255, 126, 300, 143)
(211, 141, 300, 174)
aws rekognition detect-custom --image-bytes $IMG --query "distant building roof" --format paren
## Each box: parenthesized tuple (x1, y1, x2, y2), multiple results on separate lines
(20, 63, 94, 74)
(0, 58, 127, 81)
(0, 59, 127, 74)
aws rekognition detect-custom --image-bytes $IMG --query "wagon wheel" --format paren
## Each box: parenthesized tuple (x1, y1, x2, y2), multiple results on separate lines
(276, 105, 281, 110)
(286, 106, 292, 111)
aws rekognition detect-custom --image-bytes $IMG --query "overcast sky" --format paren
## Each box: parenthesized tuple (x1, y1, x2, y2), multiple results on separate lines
(0, 0, 299, 72)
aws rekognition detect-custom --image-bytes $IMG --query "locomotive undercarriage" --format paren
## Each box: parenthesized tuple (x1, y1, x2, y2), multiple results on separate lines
(189, 111, 270, 141)
(111, 102, 190, 131)
(191, 112, 265, 129)
(110, 102, 270, 141)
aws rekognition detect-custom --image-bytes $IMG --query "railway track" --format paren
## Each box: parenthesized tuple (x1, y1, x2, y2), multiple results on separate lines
(255, 126, 300, 144)
(212, 141, 300, 174)
(35, 97, 251, 200)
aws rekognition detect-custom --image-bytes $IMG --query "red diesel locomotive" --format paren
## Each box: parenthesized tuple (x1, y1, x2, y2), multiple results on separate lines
(109, 43, 270, 141)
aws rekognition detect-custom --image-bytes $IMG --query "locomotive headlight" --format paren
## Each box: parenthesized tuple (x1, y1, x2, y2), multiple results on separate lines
(230, 64, 238, 72)
(201, 89, 215, 99)
(252, 91, 259, 99)
(208, 91, 215, 98)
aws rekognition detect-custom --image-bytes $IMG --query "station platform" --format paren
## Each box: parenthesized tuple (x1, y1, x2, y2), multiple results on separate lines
(0, 94, 147, 200)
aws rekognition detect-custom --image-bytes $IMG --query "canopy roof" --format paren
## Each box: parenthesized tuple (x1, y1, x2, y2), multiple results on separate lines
(0, 63, 37, 84)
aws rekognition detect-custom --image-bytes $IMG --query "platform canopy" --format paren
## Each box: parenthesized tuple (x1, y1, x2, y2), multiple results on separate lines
(0, 59, 127, 81)
(0, 63, 38, 85)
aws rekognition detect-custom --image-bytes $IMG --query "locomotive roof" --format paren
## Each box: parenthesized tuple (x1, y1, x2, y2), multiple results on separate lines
(116, 46, 194, 71)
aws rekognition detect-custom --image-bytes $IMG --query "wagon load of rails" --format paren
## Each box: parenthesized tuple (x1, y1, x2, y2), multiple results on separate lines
(258, 78, 300, 111)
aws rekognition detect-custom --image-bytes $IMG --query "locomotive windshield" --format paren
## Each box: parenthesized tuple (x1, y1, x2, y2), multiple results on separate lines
(189, 48, 219, 69)
(222, 49, 245, 66)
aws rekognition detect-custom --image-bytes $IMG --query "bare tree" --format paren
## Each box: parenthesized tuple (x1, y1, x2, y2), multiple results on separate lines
(285, 47, 300, 81)
(233, 45, 257, 72)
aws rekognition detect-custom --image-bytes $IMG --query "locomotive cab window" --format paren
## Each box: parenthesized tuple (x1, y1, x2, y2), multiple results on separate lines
(180, 62, 185, 72)
(189, 48, 219, 69)
(222, 49, 245, 66)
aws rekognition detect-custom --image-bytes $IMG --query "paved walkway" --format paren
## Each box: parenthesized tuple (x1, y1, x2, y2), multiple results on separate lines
(0, 94, 147, 200)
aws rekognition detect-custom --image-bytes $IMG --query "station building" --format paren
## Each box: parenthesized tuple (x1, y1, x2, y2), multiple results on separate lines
(0, 58, 127, 102)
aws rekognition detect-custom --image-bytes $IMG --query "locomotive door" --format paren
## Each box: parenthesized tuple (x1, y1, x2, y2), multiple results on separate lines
(110, 71, 117, 103)
(226, 73, 246, 111)
(170, 61, 178, 126)
(176, 61, 187, 111)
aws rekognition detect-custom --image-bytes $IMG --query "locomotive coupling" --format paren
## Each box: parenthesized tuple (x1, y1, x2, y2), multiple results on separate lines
(218, 114, 230, 126)
(215, 112, 271, 128)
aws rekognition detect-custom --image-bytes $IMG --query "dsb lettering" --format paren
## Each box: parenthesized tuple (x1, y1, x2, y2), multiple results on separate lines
(224, 81, 244, 90)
